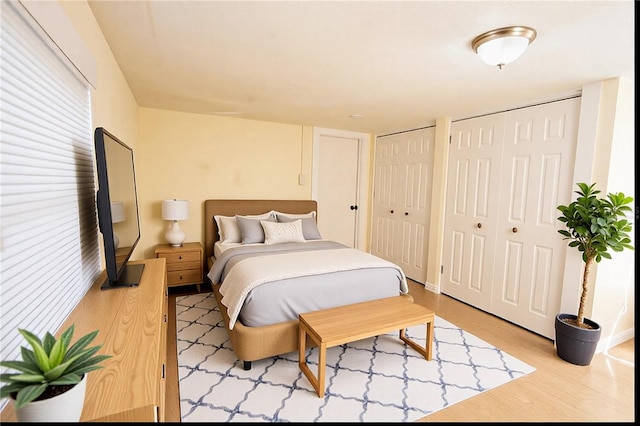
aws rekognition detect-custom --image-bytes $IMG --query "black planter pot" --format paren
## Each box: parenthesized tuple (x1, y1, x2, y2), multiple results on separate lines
(554, 313, 602, 366)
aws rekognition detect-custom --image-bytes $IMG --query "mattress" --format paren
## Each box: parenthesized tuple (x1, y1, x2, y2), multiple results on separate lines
(208, 240, 407, 328)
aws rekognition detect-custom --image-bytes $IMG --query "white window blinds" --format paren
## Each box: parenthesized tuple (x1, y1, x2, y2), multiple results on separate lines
(0, 0, 101, 396)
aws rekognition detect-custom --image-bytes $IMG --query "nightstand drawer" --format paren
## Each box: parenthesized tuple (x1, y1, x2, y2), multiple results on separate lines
(165, 260, 200, 272)
(167, 269, 202, 286)
(157, 250, 200, 265)
(154, 242, 203, 291)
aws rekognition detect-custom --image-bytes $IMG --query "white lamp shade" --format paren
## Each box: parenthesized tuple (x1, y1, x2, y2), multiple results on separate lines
(110, 201, 125, 223)
(162, 199, 189, 221)
(476, 36, 530, 66)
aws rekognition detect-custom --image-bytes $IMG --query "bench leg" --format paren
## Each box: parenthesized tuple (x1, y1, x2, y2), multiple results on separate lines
(298, 323, 325, 398)
(399, 316, 434, 361)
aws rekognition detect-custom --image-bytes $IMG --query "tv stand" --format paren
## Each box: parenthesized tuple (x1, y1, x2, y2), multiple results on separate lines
(0, 258, 168, 422)
(100, 263, 145, 290)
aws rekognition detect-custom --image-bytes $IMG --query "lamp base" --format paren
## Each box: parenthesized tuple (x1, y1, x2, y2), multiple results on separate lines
(165, 220, 186, 246)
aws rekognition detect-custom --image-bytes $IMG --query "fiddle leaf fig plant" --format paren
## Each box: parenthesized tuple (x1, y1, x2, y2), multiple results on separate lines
(0, 324, 111, 409)
(557, 182, 634, 328)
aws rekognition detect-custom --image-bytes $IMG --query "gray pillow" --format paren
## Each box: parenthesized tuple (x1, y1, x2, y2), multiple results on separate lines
(276, 214, 323, 240)
(236, 215, 275, 244)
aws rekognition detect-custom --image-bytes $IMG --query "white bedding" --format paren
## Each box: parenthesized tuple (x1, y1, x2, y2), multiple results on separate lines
(214, 239, 329, 258)
(215, 246, 408, 330)
(214, 241, 243, 258)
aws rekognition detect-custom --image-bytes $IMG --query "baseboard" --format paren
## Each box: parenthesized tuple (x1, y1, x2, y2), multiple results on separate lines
(596, 327, 635, 354)
(423, 281, 440, 294)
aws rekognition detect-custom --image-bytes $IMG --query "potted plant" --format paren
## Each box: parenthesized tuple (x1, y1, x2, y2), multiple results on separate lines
(0, 324, 111, 422)
(555, 182, 634, 365)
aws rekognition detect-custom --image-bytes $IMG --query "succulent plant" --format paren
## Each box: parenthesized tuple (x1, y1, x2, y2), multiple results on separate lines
(0, 324, 111, 409)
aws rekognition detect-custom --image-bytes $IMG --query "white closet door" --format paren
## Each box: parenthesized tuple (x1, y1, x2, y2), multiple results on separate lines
(441, 114, 506, 311)
(491, 98, 580, 338)
(442, 98, 579, 339)
(371, 135, 400, 262)
(372, 127, 434, 283)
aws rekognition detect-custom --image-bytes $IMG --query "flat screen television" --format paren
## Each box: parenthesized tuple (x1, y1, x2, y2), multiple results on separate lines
(94, 127, 144, 290)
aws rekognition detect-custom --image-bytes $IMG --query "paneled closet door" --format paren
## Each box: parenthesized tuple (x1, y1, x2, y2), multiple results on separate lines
(372, 127, 434, 283)
(441, 114, 506, 312)
(442, 98, 580, 339)
(491, 98, 579, 338)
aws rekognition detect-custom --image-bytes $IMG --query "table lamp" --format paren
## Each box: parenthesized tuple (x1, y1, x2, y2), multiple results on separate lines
(162, 199, 189, 246)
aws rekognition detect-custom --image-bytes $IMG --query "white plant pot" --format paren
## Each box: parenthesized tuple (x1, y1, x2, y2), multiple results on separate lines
(14, 374, 87, 422)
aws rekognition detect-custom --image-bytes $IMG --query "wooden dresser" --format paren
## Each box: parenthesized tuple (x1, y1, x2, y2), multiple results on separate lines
(0, 258, 168, 422)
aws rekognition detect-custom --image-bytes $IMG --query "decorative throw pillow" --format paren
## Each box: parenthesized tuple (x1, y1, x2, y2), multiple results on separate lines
(273, 210, 316, 219)
(214, 215, 241, 243)
(275, 214, 323, 240)
(215, 211, 273, 243)
(236, 215, 275, 244)
(261, 219, 306, 245)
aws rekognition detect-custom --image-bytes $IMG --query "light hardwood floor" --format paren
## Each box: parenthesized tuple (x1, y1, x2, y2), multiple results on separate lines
(165, 280, 634, 422)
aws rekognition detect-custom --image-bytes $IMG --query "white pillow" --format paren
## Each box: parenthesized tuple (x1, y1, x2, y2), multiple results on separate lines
(215, 211, 273, 243)
(261, 219, 306, 245)
(273, 210, 316, 219)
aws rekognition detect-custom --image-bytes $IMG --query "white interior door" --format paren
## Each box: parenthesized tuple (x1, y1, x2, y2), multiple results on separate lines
(312, 128, 369, 249)
(491, 98, 579, 338)
(442, 98, 579, 339)
(441, 114, 505, 311)
(372, 127, 434, 283)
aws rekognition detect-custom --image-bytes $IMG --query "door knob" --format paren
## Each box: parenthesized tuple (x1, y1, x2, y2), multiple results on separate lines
(350, 205, 358, 210)
(390, 210, 394, 214)
(512, 227, 518, 233)
(477, 223, 482, 228)
(404, 212, 409, 216)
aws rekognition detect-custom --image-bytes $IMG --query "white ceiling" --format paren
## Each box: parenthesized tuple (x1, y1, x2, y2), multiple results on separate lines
(88, 0, 635, 135)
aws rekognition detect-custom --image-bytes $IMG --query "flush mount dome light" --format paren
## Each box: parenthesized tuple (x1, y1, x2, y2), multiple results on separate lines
(472, 26, 537, 69)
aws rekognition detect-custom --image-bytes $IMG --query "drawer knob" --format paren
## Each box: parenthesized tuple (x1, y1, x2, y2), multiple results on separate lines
(179, 255, 183, 260)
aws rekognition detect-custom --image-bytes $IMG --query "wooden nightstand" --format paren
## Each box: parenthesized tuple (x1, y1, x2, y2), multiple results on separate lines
(155, 242, 203, 291)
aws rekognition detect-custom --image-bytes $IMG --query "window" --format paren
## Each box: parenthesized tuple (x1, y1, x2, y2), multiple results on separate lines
(0, 1, 100, 410)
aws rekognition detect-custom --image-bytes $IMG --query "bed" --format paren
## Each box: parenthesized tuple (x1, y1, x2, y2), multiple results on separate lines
(204, 199, 409, 370)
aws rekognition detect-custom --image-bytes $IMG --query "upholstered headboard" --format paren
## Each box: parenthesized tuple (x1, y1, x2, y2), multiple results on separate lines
(203, 199, 318, 266)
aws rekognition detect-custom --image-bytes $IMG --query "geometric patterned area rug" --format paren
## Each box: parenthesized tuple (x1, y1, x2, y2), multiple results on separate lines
(176, 292, 535, 422)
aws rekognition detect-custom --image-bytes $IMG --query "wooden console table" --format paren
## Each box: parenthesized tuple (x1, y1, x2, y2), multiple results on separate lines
(0, 258, 168, 422)
(298, 295, 435, 398)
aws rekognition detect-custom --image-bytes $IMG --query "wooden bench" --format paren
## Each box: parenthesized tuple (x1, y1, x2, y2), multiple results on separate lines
(298, 295, 435, 398)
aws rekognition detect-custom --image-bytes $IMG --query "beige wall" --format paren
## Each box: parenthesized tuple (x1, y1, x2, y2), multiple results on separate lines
(591, 78, 635, 347)
(58, 1, 139, 150)
(136, 108, 314, 259)
(59, 1, 317, 262)
(560, 77, 635, 350)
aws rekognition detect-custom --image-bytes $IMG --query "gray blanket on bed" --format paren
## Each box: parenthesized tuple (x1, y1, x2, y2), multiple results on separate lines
(207, 241, 408, 329)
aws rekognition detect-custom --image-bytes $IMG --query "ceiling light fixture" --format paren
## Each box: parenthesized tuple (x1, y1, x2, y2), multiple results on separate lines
(472, 26, 537, 70)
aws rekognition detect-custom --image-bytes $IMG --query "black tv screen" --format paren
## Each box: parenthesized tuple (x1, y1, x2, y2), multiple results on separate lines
(94, 127, 144, 289)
